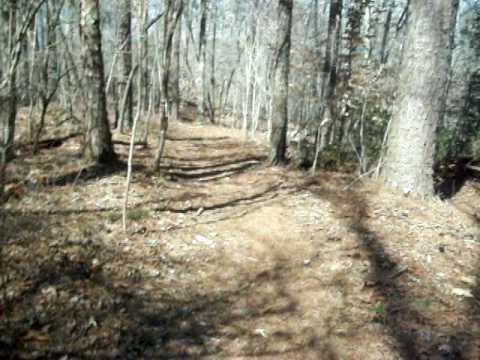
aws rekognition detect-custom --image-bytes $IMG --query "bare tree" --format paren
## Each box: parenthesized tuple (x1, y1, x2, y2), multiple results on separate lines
(1, 0, 47, 202)
(270, 0, 293, 165)
(312, 0, 343, 173)
(381, 0, 459, 197)
(116, 0, 133, 132)
(79, 0, 116, 164)
(197, 0, 208, 122)
(153, 0, 184, 171)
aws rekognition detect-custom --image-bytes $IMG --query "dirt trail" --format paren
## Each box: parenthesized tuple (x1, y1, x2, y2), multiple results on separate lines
(1, 121, 480, 359)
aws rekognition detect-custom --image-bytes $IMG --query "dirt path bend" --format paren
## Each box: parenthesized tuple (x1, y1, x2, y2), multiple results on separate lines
(2, 121, 480, 359)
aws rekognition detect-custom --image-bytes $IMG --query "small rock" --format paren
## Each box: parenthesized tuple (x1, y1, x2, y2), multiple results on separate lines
(145, 239, 160, 246)
(149, 269, 161, 277)
(254, 328, 268, 338)
(451, 288, 473, 298)
(460, 276, 476, 286)
(42, 286, 58, 301)
(193, 235, 216, 248)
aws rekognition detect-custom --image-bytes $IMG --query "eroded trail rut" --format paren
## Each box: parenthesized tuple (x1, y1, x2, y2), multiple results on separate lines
(2, 122, 480, 359)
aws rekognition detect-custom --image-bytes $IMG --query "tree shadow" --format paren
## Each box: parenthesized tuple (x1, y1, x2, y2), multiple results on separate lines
(44, 161, 145, 187)
(0, 210, 335, 359)
(164, 154, 267, 163)
(16, 133, 83, 153)
(449, 203, 480, 359)
(163, 159, 263, 182)
(2, 182, 284, 220)
(303, 179, 469, 359)
(161, 156, 265, 172)
(166, 136, 230, 142)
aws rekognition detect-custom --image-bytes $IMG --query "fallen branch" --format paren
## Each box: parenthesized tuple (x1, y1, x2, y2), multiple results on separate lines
(343, 168, 376, 190)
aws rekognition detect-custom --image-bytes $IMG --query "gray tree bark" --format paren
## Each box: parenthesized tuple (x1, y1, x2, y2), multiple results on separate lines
(270, 0, 293, 166)
(312, 0, 343, 173)
(153, 0, 184, 171)
(0, 0, 17, 162)
(197, 0, 208, 122)
(117, 0, 133, 131)
(381, 0, 459, 197)
(171, 5, 182, 122)
(80, 0, 116, 164)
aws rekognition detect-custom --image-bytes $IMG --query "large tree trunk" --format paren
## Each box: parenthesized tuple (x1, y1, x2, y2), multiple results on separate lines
(0, 0, 17, 162)
(80, 0, 116, 164)
(117, 0, 133, 131)
(270, 0, 293, 166)
(381, 0, 459, 197)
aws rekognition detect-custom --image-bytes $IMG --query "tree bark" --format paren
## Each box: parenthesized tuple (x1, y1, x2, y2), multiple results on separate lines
(171, 5, 182, 122)
(270, 0, 293, 166)
(381, 0, 459, 197)
(117, 0, 133, 131)
(0, 0, 17, 161)
(197, 0, 208, 122)
(312, 0, 342, 174)
(79, 0, 116, 164)
(153, 0, 184, 171)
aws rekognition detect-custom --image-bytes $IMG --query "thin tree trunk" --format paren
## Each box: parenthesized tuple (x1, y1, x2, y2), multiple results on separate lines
(117, 0, 133, 132)
(311, 0, 343, 174)
(197, 0, 208, 121)
(153, 0, 184, 171)
(171, 6, 182, 122)
(380, 0, 394, 64)
(206, 0, 217, 124)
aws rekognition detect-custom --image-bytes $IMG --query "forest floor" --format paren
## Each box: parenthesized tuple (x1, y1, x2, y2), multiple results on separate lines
(1, 109, 480, 359)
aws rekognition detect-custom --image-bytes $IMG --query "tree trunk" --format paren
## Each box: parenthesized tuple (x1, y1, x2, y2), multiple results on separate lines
(379, 0, 394, 64)
(270, 0, 293, 166)
(381, 0, 459, 197)
(117, 0, 133, 131)
(171, 5, 182, 122)
(79, 0, 116, 164)
(0, 0, 17, 161)
(197, 0, 208, 122)
(312, 0, 342, 174)
(153, 0, 184, 171)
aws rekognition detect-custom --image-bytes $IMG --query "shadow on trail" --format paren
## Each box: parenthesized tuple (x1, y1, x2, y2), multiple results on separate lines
(0, 211, 334, 359)
(456, 206, 480, 359)
(304, 178, 476, 359)
(166, 136, 230, 142)
(163, 159, 263, 181)
(17, 133, 82, 153)
(3, 182, 284, 219)
(161, 156, 266, 172)
(44, 161, 145, 187)
(164, 153, 267, 164)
